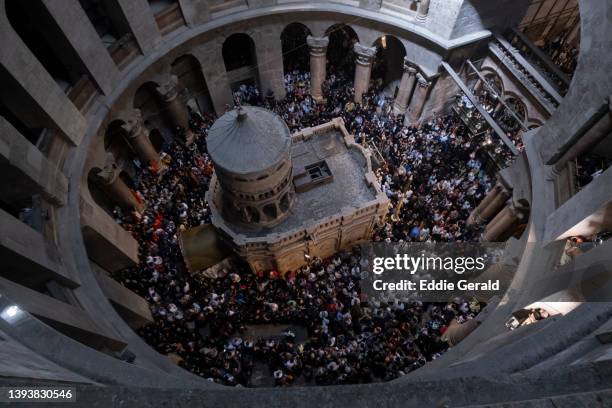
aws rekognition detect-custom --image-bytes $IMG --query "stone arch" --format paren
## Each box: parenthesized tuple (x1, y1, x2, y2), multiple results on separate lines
(503, 92, 529, 122)
(527, 117, 543, 129)
(244, 206, 260, 224)
(171, 54, 213, 114)
(279, 192, 291, 212)
(371, 35, 407, 92)
(478, 67, 505, 96)
(103, 119, 133, 159)
(133, 81, 166, 132)
(262, 203, 278, 220)
(325, 23, 359, 77)
(222, 33, 260, 91)
(222, 33, 256, 71)
(280, 22, 312, 74)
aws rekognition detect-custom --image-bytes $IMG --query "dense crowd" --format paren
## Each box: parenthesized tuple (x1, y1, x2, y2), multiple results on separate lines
(540, 32, 579, 77)
(111, 70, 493, 387)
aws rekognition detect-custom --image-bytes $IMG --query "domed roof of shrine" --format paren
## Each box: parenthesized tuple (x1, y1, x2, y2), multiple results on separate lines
(207, 106, 291, 174)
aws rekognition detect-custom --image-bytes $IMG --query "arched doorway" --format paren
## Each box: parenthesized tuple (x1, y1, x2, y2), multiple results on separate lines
(133, 81, 168, 134)
(104, 119, 133, 160)
(325, 24, 359, 78)
(222, 33, 260, 92)
(171, 55, 214, 114)
(371, 35, 407, 97)
(280, 23, 311, 74)
(498, 96, 527, 134)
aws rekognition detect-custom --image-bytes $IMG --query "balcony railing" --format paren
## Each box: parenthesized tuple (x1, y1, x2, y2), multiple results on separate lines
(489, 36, 562, 114)
(505, 28, 571, 96)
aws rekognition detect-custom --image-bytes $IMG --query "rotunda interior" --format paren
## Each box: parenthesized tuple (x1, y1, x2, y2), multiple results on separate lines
(0, 0, 610, 406)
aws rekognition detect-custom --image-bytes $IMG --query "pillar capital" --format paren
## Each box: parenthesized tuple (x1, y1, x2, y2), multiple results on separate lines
(353, 43, 377, 66)
(307, 35, 329, 56)
(94, 153, 120, 185)
(403, 57, 418, 74)
(119, 109, 161, 167)
(121, 116, 144, 139)
(156, 75, 180, 102)
(416, 73, 431, 88)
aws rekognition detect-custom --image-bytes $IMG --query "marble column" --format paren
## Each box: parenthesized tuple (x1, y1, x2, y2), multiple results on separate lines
(122, 114, 160, 169)
(157, 76, 194, 145)
(406, 74, 431, 124)
(478, 184, 511, 223)
(353, 43, 377, 104)
(442, 319, 480, 347)
(307, 35, 329, 102)
(417, 0, 431, 22)
(393, 58, 418, 115)
(494, 101, 504, 115)
(92, 157, 143, 212)
(484, 205, 524, 242)
(468, 184, 502, 226)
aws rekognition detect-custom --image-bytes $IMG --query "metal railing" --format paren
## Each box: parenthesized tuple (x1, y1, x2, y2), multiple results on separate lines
(489, 36, 561, 113)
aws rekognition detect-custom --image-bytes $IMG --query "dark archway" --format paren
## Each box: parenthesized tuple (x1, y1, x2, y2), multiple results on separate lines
(222, 33, 256, 71)
(325, 24, 359, 78)
(280, 23, 311, 74)
(104, 119, 134, 159)
(222, 33, 260, 92)
(149, 129, 164, 152)
(133, 81, 167, 133)
(371, 35, 407, 94)
(171, 55, 214, 114)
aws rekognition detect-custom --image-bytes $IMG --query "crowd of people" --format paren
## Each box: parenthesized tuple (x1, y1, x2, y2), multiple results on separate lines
(540, 32, 579, 77)
(110, 69, 496, 387)
(454, 93, 519, 168)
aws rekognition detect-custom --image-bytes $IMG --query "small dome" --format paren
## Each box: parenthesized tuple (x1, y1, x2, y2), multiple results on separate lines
(207, 106, 292, 174)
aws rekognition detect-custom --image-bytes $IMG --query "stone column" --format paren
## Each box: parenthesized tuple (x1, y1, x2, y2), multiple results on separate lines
(468, 183, 505, 226)
(122, 114, 160, 169)
(494, 101, 504, 114)
(442, 319, 480, 347)
(307, 35, 329, 102)
(484, 205, 524, 242)
(157, 76, 194, 145)
(92, 157, 143, 212)
(353, 43, 377, 104)
(406, 74, 431, 124)
(478, 184, 511, 223)
(417, 0, 431, 22)
(393, 58, 418, 115)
